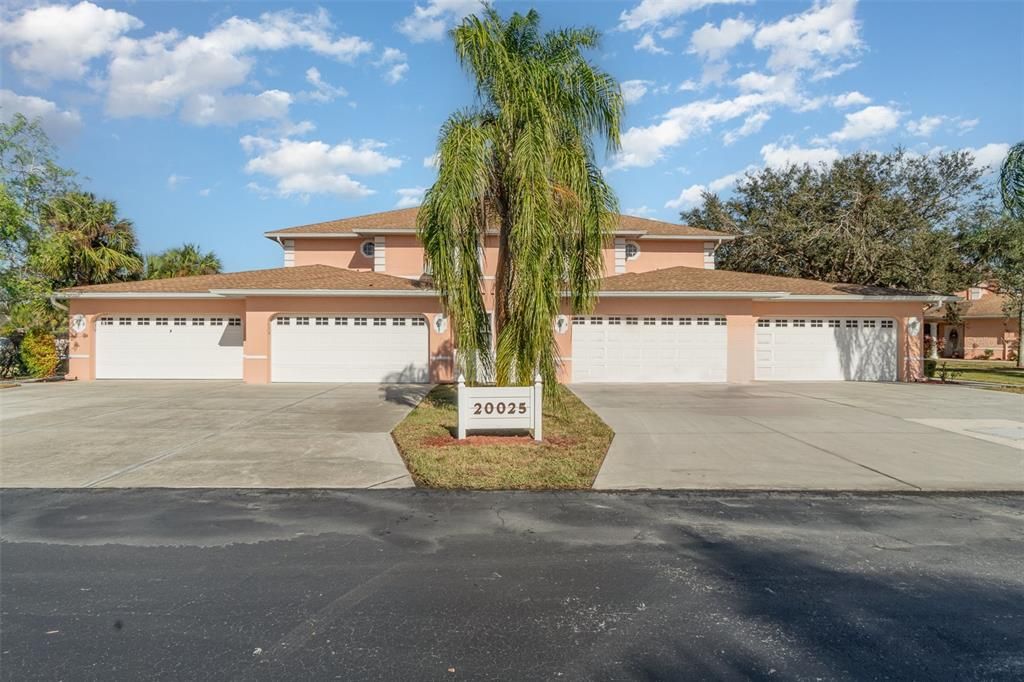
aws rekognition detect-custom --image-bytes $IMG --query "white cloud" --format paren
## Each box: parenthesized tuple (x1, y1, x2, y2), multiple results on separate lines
(688, 17, 754, 61)
(105, 8, 372, 124)
(621, 80, 653, 104)
(277, 119, 317, 136)
(677, 79, 699, 91)
(376, 47, 409, 84)
(828, 104, 901, 141)
(423, 153, 440, 168)
(957, 118, 979, 133)
(761, 142, 840, 168)
(241, 136, 402, 198)
(634, 32, 669, 55)
(700, 61, 732, 86)
(753, 0, 862, 73)
(832, 90, 870, 108)
(180, 90, 292, 126)
(664, 184, 707, 210)
(0, 89, 82, 139)
(198, 188, 212, 197)
(626, 205, 657, 216)
(304, 67, 347, 102)
(167, 173, 189, 189)
(612, 87, 806, 170)
(0, 1, 142, 80)
(967, 143, 1009, 172)
(618, 0, 750, 32)
(810, 60, 859, 81)
(384, 63, 410, 84)
(723, 111, 769, 144)
(664, 169, 747, 209)
(658, 25, 683, 39)
(397, 0, 480, 42)
(395, 186, 427, 208)
(906, 114, 944, 137)
(733, 70, 798, 96)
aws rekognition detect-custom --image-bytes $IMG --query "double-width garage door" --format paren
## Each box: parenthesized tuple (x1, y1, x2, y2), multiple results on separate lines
(572, 315, 728, 382)
(755, 317, 897, 381)
(271, 315, 429, 383)
(95, 315, 243, 379)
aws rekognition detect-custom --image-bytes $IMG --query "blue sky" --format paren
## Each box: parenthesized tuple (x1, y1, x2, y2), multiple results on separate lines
(2, 0, 1021, 271)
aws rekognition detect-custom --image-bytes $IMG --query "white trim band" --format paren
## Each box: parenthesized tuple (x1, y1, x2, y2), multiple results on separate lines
(243, 354, 268, 360)
(209, 288, 438, 297)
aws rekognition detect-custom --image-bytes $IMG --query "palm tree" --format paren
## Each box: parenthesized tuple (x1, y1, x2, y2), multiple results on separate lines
(33, 192, 143, 288)
(418, 8, 623, 388)
(146, 243, 222, 279)
(1000, 141, 1024, 220)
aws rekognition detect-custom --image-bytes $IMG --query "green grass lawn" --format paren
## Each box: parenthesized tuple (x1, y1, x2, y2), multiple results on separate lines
(392, 384, 614, 490)
(931, 359, 1024, 394)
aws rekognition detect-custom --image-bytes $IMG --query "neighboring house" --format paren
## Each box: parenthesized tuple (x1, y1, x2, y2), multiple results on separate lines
(59, 207, 948, 385)
(924, 287, 1020, 361)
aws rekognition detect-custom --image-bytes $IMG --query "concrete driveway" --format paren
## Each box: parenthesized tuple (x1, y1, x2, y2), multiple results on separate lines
(0, 381, 429, 488)
(572, 382, 1024, 491)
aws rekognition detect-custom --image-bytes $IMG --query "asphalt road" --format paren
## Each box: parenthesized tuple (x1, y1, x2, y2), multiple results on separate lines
(2, 490, 1023, 681)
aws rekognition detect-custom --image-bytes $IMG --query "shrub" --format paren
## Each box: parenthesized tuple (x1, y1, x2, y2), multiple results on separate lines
(924, 359, 937, 378)
(981, 348, 994, 360)
(20, 329, 60, 378)
(0, 331, 25, 378)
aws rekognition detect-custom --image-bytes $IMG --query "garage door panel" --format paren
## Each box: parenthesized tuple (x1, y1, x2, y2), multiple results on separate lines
(755, 318, 896, 381)
(272, 315, 428, 383)
(572, 316, 727, 383)
(95, 316, 243, 379)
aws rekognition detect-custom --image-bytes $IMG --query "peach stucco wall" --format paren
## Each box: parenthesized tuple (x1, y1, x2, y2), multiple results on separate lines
(68, 296, 925, 385)
(292, 238, 373, 270)
(963, 318, 1020, 360)
(289, 235, 708, 278)
(626, 240, 705, 272)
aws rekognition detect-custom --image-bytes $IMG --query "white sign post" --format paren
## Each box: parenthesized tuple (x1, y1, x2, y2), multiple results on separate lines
(457, 372, 543, 441)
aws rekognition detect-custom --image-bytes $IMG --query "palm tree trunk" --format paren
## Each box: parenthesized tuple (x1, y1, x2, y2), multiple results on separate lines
(1017, 300, 1023, 369)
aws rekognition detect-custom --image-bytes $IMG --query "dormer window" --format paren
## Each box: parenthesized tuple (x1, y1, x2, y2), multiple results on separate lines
(624, 241, 640, 260)
(360, 240, 375, 258)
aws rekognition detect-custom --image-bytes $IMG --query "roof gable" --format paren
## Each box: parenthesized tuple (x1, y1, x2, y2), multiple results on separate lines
(599, 266, 940, 297)
(265, 206, 732, 239)
(61, 265, 429, 295)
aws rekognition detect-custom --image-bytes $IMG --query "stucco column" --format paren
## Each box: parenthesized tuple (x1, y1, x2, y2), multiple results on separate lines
(428, 313, 455, 383)
(243, 310, 273, 384)
(901, 315, 924, 382)
(66, 307, 98, 381)
(726, 309, 756, 383)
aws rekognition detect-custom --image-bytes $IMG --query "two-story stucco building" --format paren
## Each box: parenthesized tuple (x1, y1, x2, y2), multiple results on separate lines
(60, 207, 947, 385)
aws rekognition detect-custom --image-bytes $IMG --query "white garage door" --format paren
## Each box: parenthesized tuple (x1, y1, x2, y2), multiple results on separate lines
(272, 315, 429, 383)
(572, 315, 728, 382)
(95, 315, 243, 379)
(755, 317, 897, 381)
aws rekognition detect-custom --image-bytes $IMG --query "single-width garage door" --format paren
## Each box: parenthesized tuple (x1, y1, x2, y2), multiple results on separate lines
(755, 317, 897, 381)
(95, 315, 243, 379)
(271, 315, 429, 383)
(572, 315, 728, 382)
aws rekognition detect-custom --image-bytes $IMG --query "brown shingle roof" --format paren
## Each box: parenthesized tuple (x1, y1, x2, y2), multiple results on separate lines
(267, 207, 731, 238)
(926, 293, 1015, 319)
(599, 266, 937, 297)
(62, 265, 429, 294)
(61, 264, 940, 299)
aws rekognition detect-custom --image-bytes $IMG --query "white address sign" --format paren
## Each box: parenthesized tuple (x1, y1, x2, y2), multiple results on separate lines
(457, 373, 543, 441)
